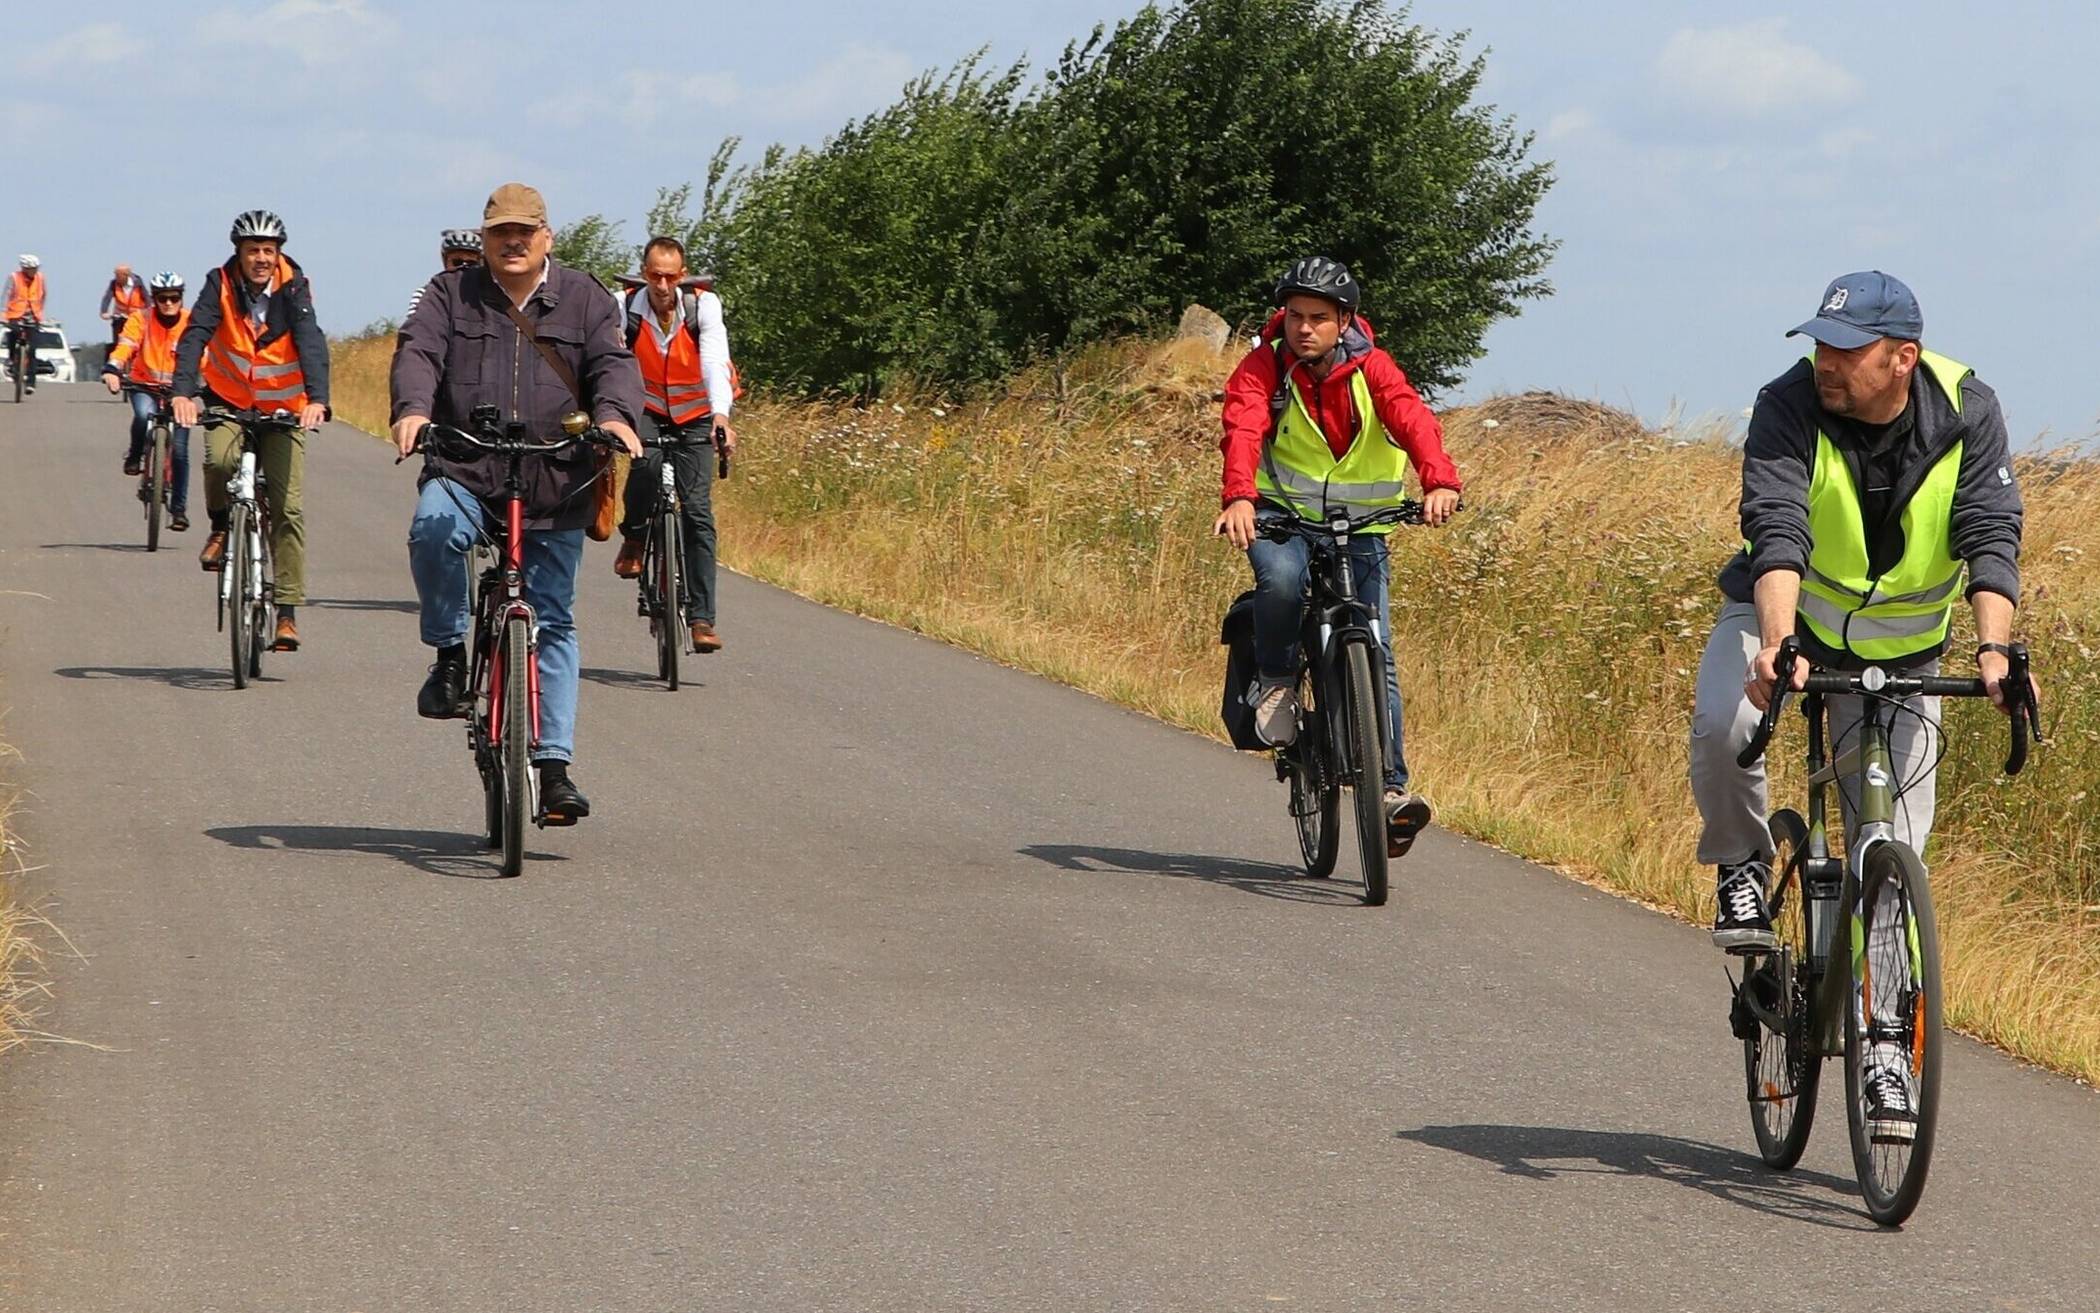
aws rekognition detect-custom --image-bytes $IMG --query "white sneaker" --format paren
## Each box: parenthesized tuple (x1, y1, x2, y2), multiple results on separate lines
(1251, 680, 1298, 746)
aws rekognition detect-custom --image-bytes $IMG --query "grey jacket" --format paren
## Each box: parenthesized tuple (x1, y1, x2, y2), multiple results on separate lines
(1717, 355, 2024, 666)
(392, 260, 645, 532)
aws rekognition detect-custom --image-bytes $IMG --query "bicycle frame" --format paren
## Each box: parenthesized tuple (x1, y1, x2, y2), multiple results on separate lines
(474, 488, 542, 754)
(1291, 518, 1394, 788)
(217, 432, 275, 615)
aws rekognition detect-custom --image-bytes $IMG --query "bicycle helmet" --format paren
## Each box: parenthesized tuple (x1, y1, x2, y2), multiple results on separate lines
(17, 254, 38, 269)
(148, 271, 185, 293)
(1273, 255, 1359, 312)
(229, 209, 288, 244)
(440, 228, 483, 254)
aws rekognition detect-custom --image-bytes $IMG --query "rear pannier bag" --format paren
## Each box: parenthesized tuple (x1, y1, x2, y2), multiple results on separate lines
(1219, 589, 1265, 750)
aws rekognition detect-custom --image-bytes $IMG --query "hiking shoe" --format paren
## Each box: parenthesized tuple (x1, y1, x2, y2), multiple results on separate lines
(613, 535, 645, 579)
(169, 513, 190, 532)
(1251, 680, 1298, 747)
(198, 531, 227, 571)
(1712, 861, 1777, 953)
(124, 455, 143, 477)
(272, 615, 301, 652)
(538, 763, 590, 825)
(1862, 1062, 1918, 1144)
(690, 621, 722, 654)
(417, 652, 469, 720)
(1384, 790, 1433, 858)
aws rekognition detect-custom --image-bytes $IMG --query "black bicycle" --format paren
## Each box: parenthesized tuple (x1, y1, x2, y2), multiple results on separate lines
(7, 316, 37, 403)
(203, 407, 296, 688)
(126, 384, 176, 552)
(1731, 635, 2042, 1226)
(1256, 501, 1437, 907)
(629, 428, 722, 690)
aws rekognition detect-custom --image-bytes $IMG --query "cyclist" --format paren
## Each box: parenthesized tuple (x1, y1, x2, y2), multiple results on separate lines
(5, 255, 47, 393)
(1213, 256, 1462, 858)
(405, 228, 483, 320)
(392, 182, 645, 824)
(172, 209, 331, 653)
(609, 235, 737, 654)
(101, 264, 147, 351)
(103, 272, 194, 530)
(1689, 272, 2027, 1137)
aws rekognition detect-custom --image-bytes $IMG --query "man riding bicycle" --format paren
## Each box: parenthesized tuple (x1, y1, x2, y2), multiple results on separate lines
(405, 228, 483, 320)
(609, 235, 738, 653)
(101, 264, 148, 351)
(1689, 272, 2028, 1135)
(173, 209, 331, 653)
(393, 182, 645, 824)
(103, 272, 194, 530)
(5, 255, 48, 392)
(1214, 256, 1462, 858)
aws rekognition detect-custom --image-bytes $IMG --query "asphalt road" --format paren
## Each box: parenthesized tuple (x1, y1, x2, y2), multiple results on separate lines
(1, 384, 2094, 1311)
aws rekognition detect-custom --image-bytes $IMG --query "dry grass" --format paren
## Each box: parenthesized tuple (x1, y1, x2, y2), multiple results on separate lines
(330, 332, 2100, 1083)
(0, 740, 47, 1057)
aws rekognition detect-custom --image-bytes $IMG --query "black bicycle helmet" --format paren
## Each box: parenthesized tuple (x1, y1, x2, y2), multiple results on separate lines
(230, 209, 288, 244)
(1273, 255, 1359, 312)
(440, 228, 483, 254)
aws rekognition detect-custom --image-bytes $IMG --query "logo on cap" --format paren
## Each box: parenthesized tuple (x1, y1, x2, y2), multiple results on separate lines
(1823, 288, 1850, 313)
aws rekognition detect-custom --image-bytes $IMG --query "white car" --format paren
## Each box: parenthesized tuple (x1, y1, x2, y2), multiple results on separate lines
(3, 321, 75, 384)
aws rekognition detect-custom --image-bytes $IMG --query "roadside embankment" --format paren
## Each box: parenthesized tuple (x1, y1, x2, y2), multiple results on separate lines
(330, 331, 2100, 1083)
(1, 733, 45, 1056)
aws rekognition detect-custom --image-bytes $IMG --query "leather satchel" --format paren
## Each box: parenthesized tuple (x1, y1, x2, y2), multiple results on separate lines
(499, 300, 620, 541)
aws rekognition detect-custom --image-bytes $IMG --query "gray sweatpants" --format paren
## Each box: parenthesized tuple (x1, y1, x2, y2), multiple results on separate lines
(1688, 601, 1941, 868)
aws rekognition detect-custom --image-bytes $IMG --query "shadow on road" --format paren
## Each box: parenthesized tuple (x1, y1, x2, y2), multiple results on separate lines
(1395, 1123, 1871, 1230)
(305, 597, 420, 614)
(205, 824, 566, 880)
(40, 541, 149, 553)
(54, 665, 247, 691)
(1017, 843, 1364, 905)
(580, 666, 693, 690)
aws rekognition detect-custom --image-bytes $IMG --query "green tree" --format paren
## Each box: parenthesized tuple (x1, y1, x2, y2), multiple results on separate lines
(552, 213, 633, 286)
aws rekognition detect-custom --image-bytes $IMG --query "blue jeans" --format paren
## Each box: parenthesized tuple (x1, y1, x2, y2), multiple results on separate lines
(1247, 522, 1409, 789)
(124, 390, 191, 516)
(408, 478, 583, 764)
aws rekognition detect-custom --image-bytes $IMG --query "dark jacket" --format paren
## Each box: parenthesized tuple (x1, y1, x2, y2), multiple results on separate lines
(171, 255, 331, 407)
(1718, 355, 2024, 667)
(391, 260, 645, 532)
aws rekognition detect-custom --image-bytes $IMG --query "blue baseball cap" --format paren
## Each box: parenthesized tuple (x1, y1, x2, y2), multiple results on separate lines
(1786, 271, 1924, 349)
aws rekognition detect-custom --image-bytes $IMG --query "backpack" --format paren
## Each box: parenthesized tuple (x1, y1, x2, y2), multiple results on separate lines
(1218, 589, 1265, 751)
(620, 286, 747, 403)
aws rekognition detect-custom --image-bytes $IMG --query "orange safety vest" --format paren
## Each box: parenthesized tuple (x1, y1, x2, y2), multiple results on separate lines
(109, 277, 147, 317)
(200, 257, 309, 411)
(4, 271, 45, 321)
(111, 308, 191, 388)
(635, 311, 712, 425)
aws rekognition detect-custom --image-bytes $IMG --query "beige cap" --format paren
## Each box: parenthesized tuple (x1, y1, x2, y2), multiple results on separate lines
(483, 182, 548, 229)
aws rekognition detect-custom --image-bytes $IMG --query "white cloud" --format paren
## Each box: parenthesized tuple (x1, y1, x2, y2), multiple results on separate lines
(1655, 19, 1861, 118)
(195, 0, 398, 70)
(20, 22, 146, 78)
(1545, 109, 1595, 142)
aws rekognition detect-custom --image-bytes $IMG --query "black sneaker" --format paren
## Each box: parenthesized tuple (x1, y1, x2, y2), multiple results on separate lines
(538, 763, 590, 825)
(416, 652, 468, 720)
(1862, 1062, 1919, 1143)
(1712, 861, 1777, 953)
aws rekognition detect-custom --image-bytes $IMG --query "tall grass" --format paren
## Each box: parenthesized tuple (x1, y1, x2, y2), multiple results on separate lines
(330, 333, 2100, 1083)
(0, 742, 45, 1056)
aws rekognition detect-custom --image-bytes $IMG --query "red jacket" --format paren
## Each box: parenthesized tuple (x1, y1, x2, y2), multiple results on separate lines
(1219, 310, 1460, 507)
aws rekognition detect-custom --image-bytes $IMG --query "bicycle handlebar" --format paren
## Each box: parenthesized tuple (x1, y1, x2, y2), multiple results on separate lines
(1736, 635, 2043, 775)
(198, 405, 301, 431)
(1253, 499, 1454, 542)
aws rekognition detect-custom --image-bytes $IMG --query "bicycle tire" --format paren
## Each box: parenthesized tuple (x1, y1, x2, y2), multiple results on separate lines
(1744, 808, 1822, 1168)
(227, 504, 252, 688)
(145, 425, 167, 552)
(1342, 639, 1390, 906)
(1844, 840, 1942, 1226)
(11, 346, 22, 404)
(500, 615, 531, 878)
(249, 519, 273, 680)
(1290, 668, 1339, 877)
(658, 508, 681, 690)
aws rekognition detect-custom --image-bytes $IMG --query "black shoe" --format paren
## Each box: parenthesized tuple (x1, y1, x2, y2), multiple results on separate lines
(538, 764, 589, 825)
(1712, 861, 1777, 954)
(416, 653, 468, 719)
(1862, 1062, 1919, 1144)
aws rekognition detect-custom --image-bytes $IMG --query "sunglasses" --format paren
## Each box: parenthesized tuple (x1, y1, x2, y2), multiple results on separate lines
(152, 294, 183, 305)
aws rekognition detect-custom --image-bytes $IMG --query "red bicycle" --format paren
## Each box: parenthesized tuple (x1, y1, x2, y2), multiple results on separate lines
(416, 406, 612, 877)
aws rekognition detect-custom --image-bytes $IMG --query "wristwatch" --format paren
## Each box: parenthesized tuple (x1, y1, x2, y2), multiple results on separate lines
(1976, 642, 2014, 662)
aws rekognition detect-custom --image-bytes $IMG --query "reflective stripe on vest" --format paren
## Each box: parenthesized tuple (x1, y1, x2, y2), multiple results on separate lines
(628, 292, 712, 424)
(1794, 348, 1970, 661)
(200, 261, 308, 412)
(1252, 341, 1412, 532)
(119, 309, 189, 387)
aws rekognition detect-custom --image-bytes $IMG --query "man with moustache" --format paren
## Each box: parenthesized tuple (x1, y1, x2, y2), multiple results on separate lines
(1689, 271, 2027, 1141)
(392, 182, 645, 824)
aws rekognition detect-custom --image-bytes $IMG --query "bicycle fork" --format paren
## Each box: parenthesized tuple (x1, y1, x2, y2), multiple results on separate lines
(219, 451, 261, 610)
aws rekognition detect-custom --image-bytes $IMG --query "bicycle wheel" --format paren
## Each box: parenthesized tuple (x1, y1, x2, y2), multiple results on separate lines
(145, 425, 167, 552)
(1342, 639, 1390, 906)
(11, 346, 22, 404)
(226, 504, 253, 688)
(499, 615, 532, 878)
(658, 508, 681, 690)
(1289, 668, 1339, 877)
(1743, 808, 1821, 1168)
(248, 524, 273, 681)
(1844, 840, 1942, 1226)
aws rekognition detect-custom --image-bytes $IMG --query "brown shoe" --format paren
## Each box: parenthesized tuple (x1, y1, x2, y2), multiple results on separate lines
(613, 536, 645, 579)
(272, 615, 301, 652)
(198, 530, 227, 572)
(690, 621, 722, 654)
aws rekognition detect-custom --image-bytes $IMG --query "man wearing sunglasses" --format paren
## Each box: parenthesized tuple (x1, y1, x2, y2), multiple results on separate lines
(405, 229, 483, 321)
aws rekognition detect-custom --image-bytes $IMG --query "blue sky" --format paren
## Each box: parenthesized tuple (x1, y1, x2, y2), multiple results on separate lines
(12, 1, 2096, 443)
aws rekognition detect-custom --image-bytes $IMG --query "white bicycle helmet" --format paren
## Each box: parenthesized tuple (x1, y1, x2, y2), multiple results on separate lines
(148, 271, 185, 293)
(440, 228, 483, 253)
(229, 209, 288, 244)
(17, 254, 38, 269)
